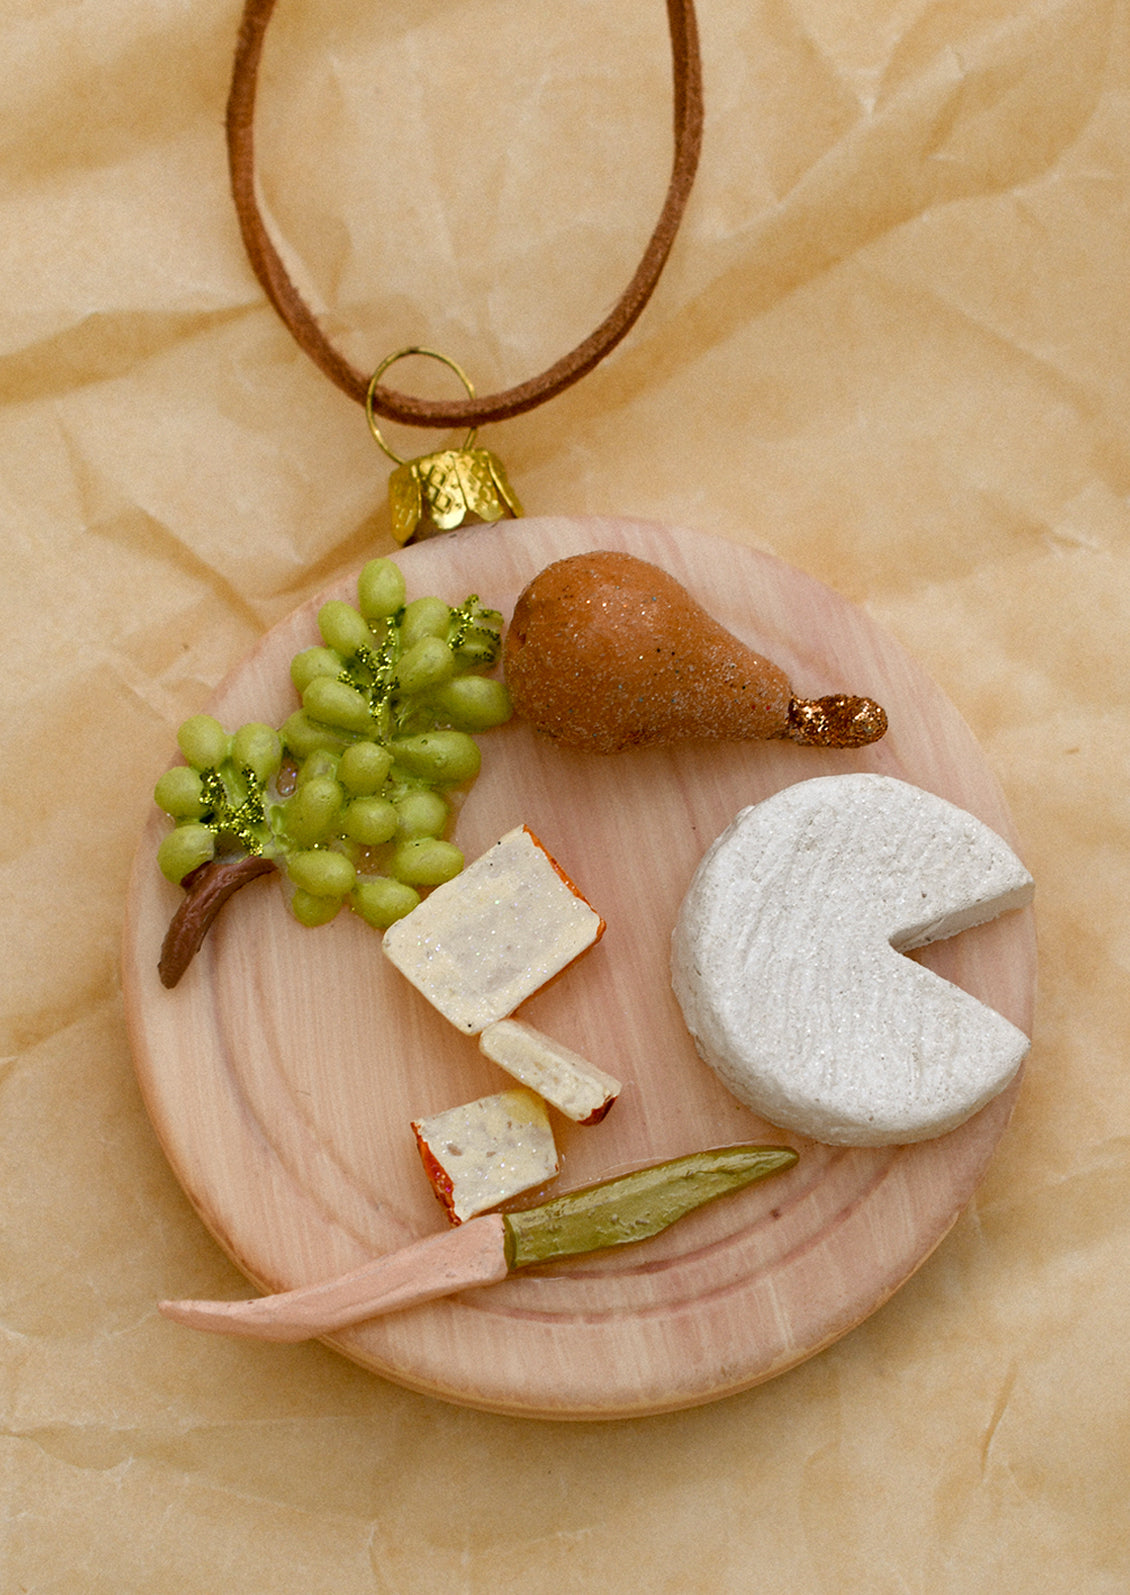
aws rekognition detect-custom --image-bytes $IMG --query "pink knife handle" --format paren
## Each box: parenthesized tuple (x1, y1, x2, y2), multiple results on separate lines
(158, 1214, 510, 1341)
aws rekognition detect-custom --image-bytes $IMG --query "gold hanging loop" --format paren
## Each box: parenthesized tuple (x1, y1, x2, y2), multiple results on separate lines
(365, 349, 522, 545)
(365, 348, 479, 463)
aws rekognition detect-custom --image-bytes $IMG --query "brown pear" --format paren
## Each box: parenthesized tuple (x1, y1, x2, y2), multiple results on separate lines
(503, 551, 886, 754)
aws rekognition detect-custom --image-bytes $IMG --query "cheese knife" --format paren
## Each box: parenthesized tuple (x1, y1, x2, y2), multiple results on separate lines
(159, 1143, 798, 1341)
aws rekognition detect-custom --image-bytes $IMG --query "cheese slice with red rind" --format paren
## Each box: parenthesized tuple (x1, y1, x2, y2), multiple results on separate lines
(479, 1019, 621, 1124)
(671, 774, 1034, 1146)
(412, 1088, 560, 1223)
(383, 825, 605, 1034)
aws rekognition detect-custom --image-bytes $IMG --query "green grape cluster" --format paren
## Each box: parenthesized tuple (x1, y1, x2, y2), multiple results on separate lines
(154, 558, 512, 930)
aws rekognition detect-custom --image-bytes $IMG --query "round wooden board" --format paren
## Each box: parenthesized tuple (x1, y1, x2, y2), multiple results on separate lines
(122, 516, 1036, 1419)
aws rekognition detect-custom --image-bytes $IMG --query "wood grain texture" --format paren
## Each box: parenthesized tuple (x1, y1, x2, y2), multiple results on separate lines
(121, 516, 1037, 1419)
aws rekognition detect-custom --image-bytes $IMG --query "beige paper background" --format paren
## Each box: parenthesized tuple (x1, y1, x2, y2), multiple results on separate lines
(2, 0, 1127, 1588)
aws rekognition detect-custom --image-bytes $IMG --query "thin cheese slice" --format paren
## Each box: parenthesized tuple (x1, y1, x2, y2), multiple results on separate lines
(383, 825, 605, 1033)
(479, 1019, 621, 1124)
(411, 1088, 559, 1223)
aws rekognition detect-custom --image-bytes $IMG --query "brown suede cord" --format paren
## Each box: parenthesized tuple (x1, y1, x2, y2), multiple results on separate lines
(226, 0, 703, 429)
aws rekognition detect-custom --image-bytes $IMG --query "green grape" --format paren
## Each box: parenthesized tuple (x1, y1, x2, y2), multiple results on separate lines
(395, 635, 457, 696)
(177, 713, 230, 772)
(288, 848, 357, 897)
(290, 646, 344, 694)
(296, 748, 340, 785)
(318, 599, 373, 657)
(393, 789, 448, 839)
(391, 730, 481, 785)
(357, 559, 406, 621)
(400, 596, 451, 649)
(154, 764, 205, 820)
(338, 741, 394, 795)
(302, 676, 372, 735)
(290, 888, 343, 927)
(284, 775, 344, 846)
(429, 675, 512, 732)
(281, 710, 349, 760)
(342, 796, 399, 845)
(231, 722, 282, 785)
(157, 822, 216, 884)
(387, 836, 463, 887)
(351, 876, 420, 928)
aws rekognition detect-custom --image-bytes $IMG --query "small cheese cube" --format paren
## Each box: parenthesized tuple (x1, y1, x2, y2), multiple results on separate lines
(383, 825, 605, 1033)
(479, 1019, 621, 1124)
(411, 1088, 560, 1223)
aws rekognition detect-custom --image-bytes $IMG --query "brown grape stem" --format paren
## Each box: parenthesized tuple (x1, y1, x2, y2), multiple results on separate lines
(159, 855, 278, 988)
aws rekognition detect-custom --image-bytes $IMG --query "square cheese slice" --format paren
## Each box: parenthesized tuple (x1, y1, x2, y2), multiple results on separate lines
(411, 1088, 559, 1223)
(382, 825, 605, 1033)
(479, 1019, 621, 1124)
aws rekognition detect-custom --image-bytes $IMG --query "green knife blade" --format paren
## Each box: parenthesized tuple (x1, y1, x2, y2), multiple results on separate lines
(159, 1143, 798, 1342)
(502, 1144, 798, 1269)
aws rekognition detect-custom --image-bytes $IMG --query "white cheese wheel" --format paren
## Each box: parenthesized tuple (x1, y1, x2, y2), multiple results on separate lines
(671, 774, 1034, 1146)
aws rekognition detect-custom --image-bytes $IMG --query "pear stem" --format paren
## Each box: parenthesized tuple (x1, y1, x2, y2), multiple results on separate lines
(783, 695, 888, 748)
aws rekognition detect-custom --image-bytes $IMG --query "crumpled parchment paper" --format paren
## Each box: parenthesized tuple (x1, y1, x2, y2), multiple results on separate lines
(2, 0, 1127, 1589)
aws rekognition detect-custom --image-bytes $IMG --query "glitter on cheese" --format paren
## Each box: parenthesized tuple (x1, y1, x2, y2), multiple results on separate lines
(382, 825, 605, 1033)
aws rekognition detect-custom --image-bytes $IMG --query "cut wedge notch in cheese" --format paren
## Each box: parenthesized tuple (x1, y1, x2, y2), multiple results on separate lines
(383, 825, 605, 1034)
(671, 774, 1035, 1146)
(479, 1019, 621, 1124)
(412, 1088, 560, 1223)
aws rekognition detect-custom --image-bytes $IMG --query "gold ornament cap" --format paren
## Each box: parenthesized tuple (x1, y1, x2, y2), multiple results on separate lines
(367, 349, 522, 545)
